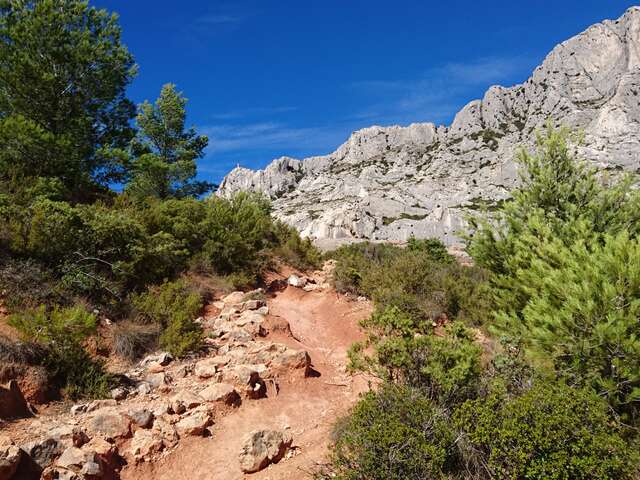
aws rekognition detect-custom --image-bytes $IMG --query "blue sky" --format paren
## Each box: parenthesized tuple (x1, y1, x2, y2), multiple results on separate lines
(95, 0, 638, 183)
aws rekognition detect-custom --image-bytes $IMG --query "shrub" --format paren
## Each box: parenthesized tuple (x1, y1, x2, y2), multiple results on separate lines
(199, 193, 274, 275)
(350, 316, 482, 405)
(330, 241, 489, 326)
(0, 257, 64, 309)
(131, 279, 203, 357)
(456, 380, 639, 480)
(497, 231, 640, 422)
(270, 221, 322, 270)
(0, 334, 47, 365)
(8, 305, 113, 399)
(112, 322, 159, 360)
(330, 384, 455, 480)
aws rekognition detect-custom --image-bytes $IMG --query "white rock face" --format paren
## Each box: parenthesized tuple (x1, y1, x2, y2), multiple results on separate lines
(218, 8, 640, 245)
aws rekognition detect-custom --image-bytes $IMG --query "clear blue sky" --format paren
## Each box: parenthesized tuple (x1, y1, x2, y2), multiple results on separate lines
(94, 0, 638, 183)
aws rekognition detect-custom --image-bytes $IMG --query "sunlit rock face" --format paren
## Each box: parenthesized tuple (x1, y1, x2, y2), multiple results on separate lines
(219, 8, 640, 245)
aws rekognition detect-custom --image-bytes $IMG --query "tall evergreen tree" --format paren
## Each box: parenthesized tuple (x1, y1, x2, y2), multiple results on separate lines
(126, 83, 212, 199)
(0, 0, 137, 198)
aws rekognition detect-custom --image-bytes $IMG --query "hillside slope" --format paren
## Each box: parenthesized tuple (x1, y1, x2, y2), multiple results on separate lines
(218, 7, 640, 245)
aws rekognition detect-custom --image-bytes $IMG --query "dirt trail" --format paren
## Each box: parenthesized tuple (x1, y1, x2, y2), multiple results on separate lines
(123, 284, 372, 480)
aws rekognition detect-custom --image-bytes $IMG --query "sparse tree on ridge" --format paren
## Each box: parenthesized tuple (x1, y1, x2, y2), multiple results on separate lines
(126, 83, 213, 199)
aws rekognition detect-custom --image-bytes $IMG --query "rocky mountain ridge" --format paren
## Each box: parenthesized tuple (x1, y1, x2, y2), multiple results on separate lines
(218, 7, 640, 246)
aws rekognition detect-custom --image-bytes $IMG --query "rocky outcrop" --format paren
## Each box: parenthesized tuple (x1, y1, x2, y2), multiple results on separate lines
(218, 7, 640, 245)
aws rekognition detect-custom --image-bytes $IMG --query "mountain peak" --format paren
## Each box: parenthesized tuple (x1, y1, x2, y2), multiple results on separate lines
(218, 8, 640, 247)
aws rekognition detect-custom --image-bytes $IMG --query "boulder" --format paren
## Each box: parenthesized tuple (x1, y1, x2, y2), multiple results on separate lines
(86, 409, 131, 440)
(0, 381, 31, 420)
(129, 408, 154, 429)
(199, 383, 240, 406)
(0, 445, 22, 480)
(22, 437, 64, 469)
(175, 409, 212, 437)
(129, 429, 163, 462)
(287, 275, 307, 288)
(238, 429, 293, 473)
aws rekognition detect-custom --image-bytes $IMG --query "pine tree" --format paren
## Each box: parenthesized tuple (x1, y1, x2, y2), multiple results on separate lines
(126, 84, 212, 199)
(0, 0, 136, 198)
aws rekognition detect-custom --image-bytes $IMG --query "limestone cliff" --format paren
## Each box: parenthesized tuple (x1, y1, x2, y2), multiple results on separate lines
(219, 7, 640, 245)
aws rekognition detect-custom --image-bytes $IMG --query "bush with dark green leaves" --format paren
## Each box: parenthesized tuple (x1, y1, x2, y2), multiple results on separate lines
(330, 384, 455, 480)
(456, 381, 639, 480)
(330, 240, 489, 326)
(8, 305, 113, 399)
(468, 126, 640, 422)
(350, 318, 482, 405)
(131, 279, 203, 357)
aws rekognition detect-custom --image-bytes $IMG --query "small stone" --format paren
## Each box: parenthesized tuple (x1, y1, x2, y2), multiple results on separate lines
(137, 382, 152, 395)
(287, 275, 307, 288)
(175, 410, 212, 437)
(238, 429, 293, 473)
(0, 445, 22, 480)
(130, 409, 154, 429)
(199, 383, 240, 406)
(194, 359, 220, 379)
(145, 372, 169, 388)
(110, 387, 128, 401)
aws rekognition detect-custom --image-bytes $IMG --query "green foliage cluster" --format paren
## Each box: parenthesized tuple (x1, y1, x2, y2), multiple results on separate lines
(0, 0, 321, 399)
(468, 126, 640, 423)
(329, 239, 488, 326)
(331, 385, 454, 480)
(131, 279, 203, 357)
(456, 381, 637, 479)
(327, 127, 640, 479)
(8, 305, 113, 399)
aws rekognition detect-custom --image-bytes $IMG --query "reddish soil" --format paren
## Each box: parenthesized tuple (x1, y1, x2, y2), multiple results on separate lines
(122, 284, 372, 480)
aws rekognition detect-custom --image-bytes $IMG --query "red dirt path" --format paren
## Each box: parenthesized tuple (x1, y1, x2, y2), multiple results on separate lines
(122, 284, 372, 480)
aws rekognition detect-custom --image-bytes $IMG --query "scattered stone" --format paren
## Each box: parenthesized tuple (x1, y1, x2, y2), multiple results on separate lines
(22, 437, 64, 468)
(0, 445, 22, 480)
(287, 275, 307, 288)
(194, 358, 221, 379)
(238, 429, 293, 473)
(137, 382, 152, 395)
(140, 352, 173, 367)
(85, 399, 117, 413)
(129, 408, 154, 429)
(170, 390, 203, 414)
(56, 447, 86, 470)
(145, 372, 169, 388)
(151, 418, 178, 448)
(175, 409, 212, 437)
(199, 383, 240, 406)
(129, 429, 163, 462)
(222, 291, 245, 305)
(86, 409, 131, 440)
(110, 387, 128, 401)
(71, 428, 89, 448)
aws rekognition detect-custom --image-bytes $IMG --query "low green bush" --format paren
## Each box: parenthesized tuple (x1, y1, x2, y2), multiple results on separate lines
(456, 380, 639, 480)
(330, 384, 455, 480)
(131, 279, 203, 357)
(8, 305, 113, 399)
